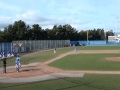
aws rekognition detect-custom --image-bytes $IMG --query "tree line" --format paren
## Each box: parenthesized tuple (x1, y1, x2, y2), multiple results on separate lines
(0, 20, 114, 42)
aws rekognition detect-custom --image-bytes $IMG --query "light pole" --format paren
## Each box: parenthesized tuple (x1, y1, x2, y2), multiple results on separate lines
(87, 30, 89, 46)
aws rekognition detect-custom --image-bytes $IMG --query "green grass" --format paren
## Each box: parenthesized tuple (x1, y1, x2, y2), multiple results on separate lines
(1, 46, 120, 90)
(0, 47, 74, 67)
(0, 74, 120, 90)
(77, 46, 120, 50)
(1, 46, 120, 67)
(49, 53, 120, 70)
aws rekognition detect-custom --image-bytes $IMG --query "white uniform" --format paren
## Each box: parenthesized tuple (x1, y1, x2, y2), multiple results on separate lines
(15, 57, 21, 72)
(54, 48, 56, 54)
(74, 48, 77, 54)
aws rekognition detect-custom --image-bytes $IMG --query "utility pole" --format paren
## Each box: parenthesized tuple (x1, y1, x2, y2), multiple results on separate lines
(116, 16, 119, 34)
(87, 30, 88, 46)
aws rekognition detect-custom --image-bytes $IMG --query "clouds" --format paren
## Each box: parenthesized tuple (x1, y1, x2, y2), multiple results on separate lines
(0, 0, 22, 15)
(0, 10, 90, 30)
(0, 0, 95, 30)
(0, 16, 13, 29)
(0, 0, 120, 31)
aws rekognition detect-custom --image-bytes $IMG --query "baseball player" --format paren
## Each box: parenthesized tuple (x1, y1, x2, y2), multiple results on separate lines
(74, 47, 77, 54)
(15, 56, 21, 72)
(54, 48, 56, 54)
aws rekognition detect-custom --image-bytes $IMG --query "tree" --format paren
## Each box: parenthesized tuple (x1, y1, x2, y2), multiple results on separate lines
(24, 25, 32, 40)
(3, 20, 27, 41)
(30, 24, 43, 40)
(78, 30, 87, 40)
(13, 20, 27, 40)
(106, 30, 114, 41)
(0, 30, 4, 42)
(1, 20, 115, 41)
(48, 24, 78, 40)
(3, 25, 15, 41)
(78, 28, 106, 40)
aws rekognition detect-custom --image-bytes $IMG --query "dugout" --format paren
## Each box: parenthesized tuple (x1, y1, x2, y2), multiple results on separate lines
(13, 43, 20, 53)
(19, 43, 26, 52)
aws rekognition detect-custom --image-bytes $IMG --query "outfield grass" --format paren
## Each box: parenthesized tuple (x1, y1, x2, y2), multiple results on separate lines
(77, 46, 120, 50)
(0, 74, 120, 90)
(49, 53, 120, 71)
(1, 46, 120, 90)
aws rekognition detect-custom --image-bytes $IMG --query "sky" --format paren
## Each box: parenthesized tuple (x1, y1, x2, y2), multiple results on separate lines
(0, 0, 120, 32)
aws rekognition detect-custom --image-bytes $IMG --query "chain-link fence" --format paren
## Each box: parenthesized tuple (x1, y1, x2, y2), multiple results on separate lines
(12, 40, 70, 52)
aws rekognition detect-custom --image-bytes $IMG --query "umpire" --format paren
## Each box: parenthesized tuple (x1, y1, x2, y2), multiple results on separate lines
(2, 57, 7, 73)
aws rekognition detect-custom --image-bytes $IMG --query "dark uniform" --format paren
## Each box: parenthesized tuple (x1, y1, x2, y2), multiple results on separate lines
(2, 57, 7, 73)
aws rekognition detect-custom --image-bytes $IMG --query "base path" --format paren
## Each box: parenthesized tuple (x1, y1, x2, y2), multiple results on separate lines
(0, 50, 120, 83)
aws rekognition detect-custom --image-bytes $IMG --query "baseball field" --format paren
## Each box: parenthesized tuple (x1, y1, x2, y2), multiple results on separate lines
(0, 46, 120, 90)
